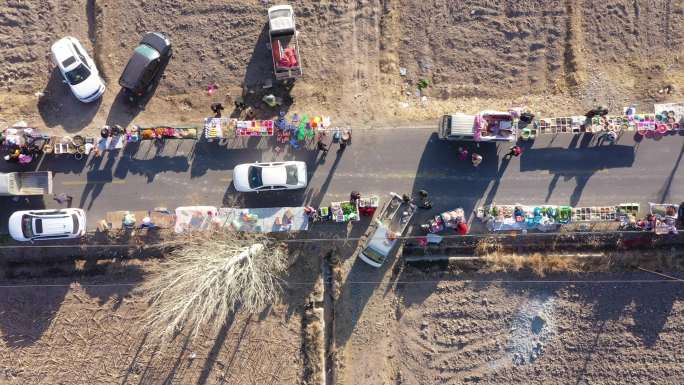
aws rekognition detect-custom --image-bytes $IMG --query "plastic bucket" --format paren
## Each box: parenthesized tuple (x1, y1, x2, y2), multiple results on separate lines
(520, 128, 531, 140)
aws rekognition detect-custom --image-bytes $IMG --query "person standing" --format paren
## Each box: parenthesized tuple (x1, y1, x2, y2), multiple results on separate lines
(210, 102, 224, 117)
(458, 146, 469, 161)
(471, 152, 483, 167)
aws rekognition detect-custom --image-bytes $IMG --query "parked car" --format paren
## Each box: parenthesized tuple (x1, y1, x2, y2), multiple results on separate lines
(233, 161, 307, 192)
(119, 32, 172, 99)
(9, 208, 86, 242)
(50, 37, 105, 103)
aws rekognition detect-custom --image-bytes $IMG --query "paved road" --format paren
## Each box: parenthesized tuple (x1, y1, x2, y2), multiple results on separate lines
(1, 128, 683, 233)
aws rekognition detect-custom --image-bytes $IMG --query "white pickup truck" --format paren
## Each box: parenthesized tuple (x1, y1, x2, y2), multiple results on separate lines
(438, 110, 518, 142)
(0, 172, 53, 196)
(359, 193, 417, 268)
(268, 5, 303, 80)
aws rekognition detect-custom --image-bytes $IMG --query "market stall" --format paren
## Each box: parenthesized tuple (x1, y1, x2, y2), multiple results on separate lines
(204, 117, 273, 142)
(1, 126, 49, 164)
(174, 206, 220, 233)
(275, 113, 333, 149)
(648, 202, 679, 235)
(136, 125, 198, 141)
(216, 207, 309, 233)
(536, 109, 682, 138)
(421, 208, 467, 234)
(477, 203, 641, 232)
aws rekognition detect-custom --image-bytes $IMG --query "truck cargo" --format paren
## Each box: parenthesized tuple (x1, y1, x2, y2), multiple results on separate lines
(438, 110, 518, 142)
(0, 172, 53, 195)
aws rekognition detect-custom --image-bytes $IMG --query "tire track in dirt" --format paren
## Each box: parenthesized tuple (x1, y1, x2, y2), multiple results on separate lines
(86, 0, 108, 81)
(563, 0, 586, 89)
(378, 0, 399, 75)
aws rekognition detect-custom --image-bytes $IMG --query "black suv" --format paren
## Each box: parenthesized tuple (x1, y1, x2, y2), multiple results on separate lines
(119, 32, 172, 99)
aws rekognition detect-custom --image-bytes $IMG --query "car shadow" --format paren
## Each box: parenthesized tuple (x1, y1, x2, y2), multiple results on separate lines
(0, 196, 47, 235)
(38, 68, 102, 133)
(104, 90, 143, 130)
(229, 23, 295, 120)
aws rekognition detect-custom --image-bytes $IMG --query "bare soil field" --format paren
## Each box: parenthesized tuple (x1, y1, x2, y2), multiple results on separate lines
(334, 260, 684, 385)
(0, 0, 682, 134)
(0, 258, 310, 385)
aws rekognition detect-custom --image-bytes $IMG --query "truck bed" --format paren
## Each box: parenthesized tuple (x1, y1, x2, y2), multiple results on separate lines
(270, 34, 302, 79)
(18, 173, 52, 194)
(1, 171, 53, 195)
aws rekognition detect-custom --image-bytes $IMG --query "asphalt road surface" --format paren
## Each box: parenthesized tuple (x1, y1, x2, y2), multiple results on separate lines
(1, 128, 683, 233)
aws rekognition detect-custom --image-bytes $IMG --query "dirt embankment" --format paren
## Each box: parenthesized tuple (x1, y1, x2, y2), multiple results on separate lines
(1, 0, 683, 135)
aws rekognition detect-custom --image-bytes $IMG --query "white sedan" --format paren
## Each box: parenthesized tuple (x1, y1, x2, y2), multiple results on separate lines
(9, 208, 87, 242)
(233, 161, 307, 192)
(50, 36, 105, 103)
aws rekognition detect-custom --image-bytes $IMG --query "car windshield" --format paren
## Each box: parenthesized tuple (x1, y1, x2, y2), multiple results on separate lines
(135, 44, 160, 60)
(65, 64, 91, 85)
(72, 214, 80, 234)
(21, 215, 33, 238)
(362, 246, 386, 265)
(248, 166, 263, 189)
(285, 165, 298, 185)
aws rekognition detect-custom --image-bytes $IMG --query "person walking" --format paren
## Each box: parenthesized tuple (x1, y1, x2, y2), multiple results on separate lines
(317, 139, 329, 155)
(53, 192, 73, 206)
(505, 145, 522, 158)
(471, 152, 483, 167)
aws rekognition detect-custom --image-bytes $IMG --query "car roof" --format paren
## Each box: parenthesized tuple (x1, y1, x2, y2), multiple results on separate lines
(52, 37, 81, 70)
(261, 165, 287, 186)
(119, 48, 156, 89)
(141, 32, 170, 55)
(366, 224, 393, 255)
(34, 215, 73, 236)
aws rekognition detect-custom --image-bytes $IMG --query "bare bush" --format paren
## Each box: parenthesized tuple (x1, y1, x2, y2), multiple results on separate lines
(142, 231, 287, 341)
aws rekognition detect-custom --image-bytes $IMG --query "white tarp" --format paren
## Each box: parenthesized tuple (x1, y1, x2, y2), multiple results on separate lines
(216, 207, 309, 233)
(174, 206, 219, 233)
(653, 102, 684, 122)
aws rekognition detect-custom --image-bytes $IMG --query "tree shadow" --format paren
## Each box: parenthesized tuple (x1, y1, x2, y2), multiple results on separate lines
(37, 68, 102, 133)
(656, 142, 684, 203)
(190, 141, 268, 178)
(195, 312, 241, 385)
(78, 150, 118, 210)
(0, 261, 145, 348)
(523, 145, 636, 206)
